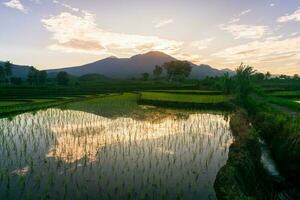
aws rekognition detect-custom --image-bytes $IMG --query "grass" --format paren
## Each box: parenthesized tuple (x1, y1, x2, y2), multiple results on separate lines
(63, 93, 145, 117)
(0, 101, 29, 106)
(267, 96, 300, 112)
(0, 96, 99, 118)
(149, 90, 222, 95)
(140, 92, 232, 103)
(269, 91, 300, 99)
(214, 110, 275, 200)
(138, 92, 233, 110)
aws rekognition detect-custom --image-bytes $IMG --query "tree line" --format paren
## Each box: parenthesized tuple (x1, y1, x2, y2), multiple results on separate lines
(0, 62, 70, 86)
(142, 60, 192, 81)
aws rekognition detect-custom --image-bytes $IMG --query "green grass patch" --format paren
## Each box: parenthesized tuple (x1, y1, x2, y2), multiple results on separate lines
(0, 95, 99, 118)
(268, 96, 300, 112)
(63, 93, 144, 117)
(0, 101, 29, 107)
(149, 90, 222, 95)
(141, 92, 231, 103)
(269, 91, 300, 99)
(139, 92, 233, 110)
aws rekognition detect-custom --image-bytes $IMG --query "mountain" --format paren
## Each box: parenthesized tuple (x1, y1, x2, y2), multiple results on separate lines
(190, 64, 234, 79)
(48, 51, 176, 79)
(48, 51, 234, 79)
(2, 51, 234, 79)
(0, 61, 31, 78)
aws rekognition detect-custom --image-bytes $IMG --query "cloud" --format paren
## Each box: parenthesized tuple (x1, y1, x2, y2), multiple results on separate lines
(219, 24, 269, 39)
(154, 19, 174, 28)
(277, 7, 300, 23)
(270, 3, 275, 7)
(229, 18, 240, 23)
(175, 53, 206, 64)
(52, 0, 79, 12)
(214, 36, 300, 66)
(192, 38, 215, 50)
(51, 39, 104, 53)
(3, 0, 27, 13)
(239, 9, 251, 16)
(289, 32, 298, 37)
(41, 12, 183, 55)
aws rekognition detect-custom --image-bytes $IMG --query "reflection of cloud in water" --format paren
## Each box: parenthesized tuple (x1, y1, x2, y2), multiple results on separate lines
(156, 147, 175, 155)
(12, 166, 30, 176)
(45, 109, 232, 163)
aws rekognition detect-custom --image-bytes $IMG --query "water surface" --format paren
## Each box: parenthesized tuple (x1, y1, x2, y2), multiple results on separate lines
(0, 106, 232, 199)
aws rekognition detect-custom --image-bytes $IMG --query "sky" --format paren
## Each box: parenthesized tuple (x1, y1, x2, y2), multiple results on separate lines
(0, 0, 300, 75)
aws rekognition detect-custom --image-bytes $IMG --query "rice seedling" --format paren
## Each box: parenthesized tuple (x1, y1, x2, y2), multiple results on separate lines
(0, 96, 233, 199)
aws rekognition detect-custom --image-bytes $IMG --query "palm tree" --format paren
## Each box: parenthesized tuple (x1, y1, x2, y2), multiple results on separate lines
(235, 63, 256, 102)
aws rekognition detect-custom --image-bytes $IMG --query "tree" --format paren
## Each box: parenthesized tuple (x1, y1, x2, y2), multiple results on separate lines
(222, 72, 234, 94)
(235, 63, 256, 102)
(56, 71, 69, 85)
(293, 74, 299, 80)
(0, 66, 5, 82)
(252, 73, 265, 81)
(141, 72, 150, 81)
(265, 72, 271, 80)
(10, 77, 22, 85)
(27, 66, 39, 85)
(162, 61, 192, 81)
(153, 65, 163, 79)
(38, 70, 48, 84)
(4, 61, 12, 77)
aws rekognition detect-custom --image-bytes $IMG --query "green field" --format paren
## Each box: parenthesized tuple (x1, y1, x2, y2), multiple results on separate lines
(270, 91, 300, 99)
(268, 96, 300, 112)
(141, 92, 232, 103)
(0, 101, 29, 106)
(149, 90, 222, 95)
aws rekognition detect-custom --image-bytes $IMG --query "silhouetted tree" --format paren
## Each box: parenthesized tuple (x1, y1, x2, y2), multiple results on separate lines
(10, 77, 22, 85)
(0, 61, 12, 83)
(293, 74, 299, 80)
(252, 73, 265, 81)
(4, 61, 12, 77)
(27, 66, 39, 85)
(0, 66, 5, 82)
(153, 65, 163, 79)
(163, 61, 192, 81)
(235, 63, 256, 102)
(142, 72, 150, 81)
(265, 72, 271, 80)
(222, 72, 234, 94)
(38, 70, 48, 84)
(56, 71, 69, 85)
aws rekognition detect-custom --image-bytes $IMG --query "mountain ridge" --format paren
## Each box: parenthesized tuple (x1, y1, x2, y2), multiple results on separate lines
(47, 51, 234, 79)
(1, 51, 234, 79)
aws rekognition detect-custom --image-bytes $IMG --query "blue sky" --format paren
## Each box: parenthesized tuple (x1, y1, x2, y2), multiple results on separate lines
(0, 0, 300, 74)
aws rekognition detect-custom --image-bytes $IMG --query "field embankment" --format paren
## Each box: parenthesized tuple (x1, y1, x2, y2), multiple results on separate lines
(252, 110, 300, 186)
(214, 110, 275, 199)
(138, 91, 233, 110)
(0, 95, 102, 118)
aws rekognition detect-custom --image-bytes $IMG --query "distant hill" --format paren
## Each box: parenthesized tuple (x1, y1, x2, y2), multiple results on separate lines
(0, 61, 31, 79)
(1, 51, 234, 79)
(48, 51, 234, 79)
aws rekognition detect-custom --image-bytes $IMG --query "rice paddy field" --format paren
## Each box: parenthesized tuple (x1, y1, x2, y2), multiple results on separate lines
(140, 92, 232, 104)
(0, 93, 233, 199)
(269, 91, 300, 99)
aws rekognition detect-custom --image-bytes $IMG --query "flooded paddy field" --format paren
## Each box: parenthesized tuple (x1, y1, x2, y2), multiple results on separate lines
(0, 94, 233, 199)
